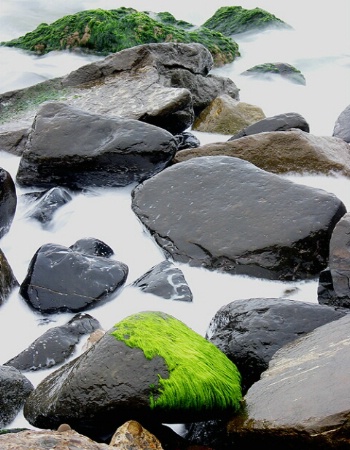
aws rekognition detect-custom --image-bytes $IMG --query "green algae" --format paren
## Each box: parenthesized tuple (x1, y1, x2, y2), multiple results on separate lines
(111, 311, 242, 413)
(1, 8, 240, 66)
(202, 6, 290, 35)
(243, 62, 306, 85)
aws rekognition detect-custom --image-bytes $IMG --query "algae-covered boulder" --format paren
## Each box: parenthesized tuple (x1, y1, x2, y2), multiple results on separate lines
(242, 62, 306, 85)
(202, 6, 290, 36)
(2, 8, 240, 66)
(23, 311, 242, 441)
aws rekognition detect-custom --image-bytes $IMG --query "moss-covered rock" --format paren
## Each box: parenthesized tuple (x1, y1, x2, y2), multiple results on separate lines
(242, 62, 306, 85)
(202, 6, 290, 35)
(1, 8, 240, 66)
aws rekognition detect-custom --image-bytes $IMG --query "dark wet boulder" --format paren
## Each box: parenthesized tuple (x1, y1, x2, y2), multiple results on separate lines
(333, 104, 350, 143)
(228, 112, 310, 140)
(318, 212, 350, 308)
(4, 313, 101, 371)
(0, 249, 18, 306)
(16, 102, 178, 189)
(69, 237, 114, 258)
(174, 129, 350, 177)
(225, 314, 350, 448)
(206, 297, 346, 394)
(0, 168, 16, 239)
(132, 156, 346, 280)
(2, 8, 239, 67)
(19, 242, 129, 314)
(132, 260, 193, 302)
(0, 365, 33, 427)
(202, 6, 290, 36)
(25, 187, 72, 224)
(24, 311, 242, 441)
(174, 131, 201, 151)
(242, 62, 306, 85)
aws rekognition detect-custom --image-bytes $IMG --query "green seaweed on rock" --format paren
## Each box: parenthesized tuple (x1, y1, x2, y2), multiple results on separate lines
(111, 311, 242, 412)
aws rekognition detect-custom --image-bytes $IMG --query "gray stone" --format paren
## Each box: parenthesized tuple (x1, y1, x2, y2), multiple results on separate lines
(132, 156, 346, 280)
(333, 104, 350, 143)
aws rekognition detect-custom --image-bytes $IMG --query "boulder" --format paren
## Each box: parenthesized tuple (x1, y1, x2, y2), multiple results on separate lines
(0, 249, 18, 306)
(16, 102, 178, 189)
(192, 95, 265, 135)
(228, 112, 310, 140)
(333, 104, 350, 143)
(241, 62, 306, 85)
(225, 314, 350, 448)
(202, 6, 290, 35)
(23, 311, 242, 441)
(19, 242, 129, 314)
(173, 129, 350, 177)
(131, 156, 346, 280)
(318, 212, 350, 307)
(4, 313, 101, 371)
(25, 187, 72, 224)
(206, 297, 346, 394)
(0, 168, 17, 239)
(0, 365, 33, 427)
(132, 260, 193, 302)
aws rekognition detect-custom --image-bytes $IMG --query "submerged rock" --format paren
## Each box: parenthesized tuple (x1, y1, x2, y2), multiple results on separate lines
(241, 62, 306, 85)
(25, 187, 73, 224)
(132, 156, 346, 280)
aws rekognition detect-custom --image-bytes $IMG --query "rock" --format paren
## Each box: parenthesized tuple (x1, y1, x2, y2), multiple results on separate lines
(69, 237, 114, 258)
(226, 314, 350, 448)
(174, 131, 201, 150)
(23, 311, 242, 441)
(19, 242, 129, 314)
(202, 6, 290, 35)
(0, 42, 239, 146)
(333, 103, 350, 143)
(0, 168, 17, 239)
(16, 102, 177, 189)
(173, 129, 350, 177)
(4, 313, 101, 371)
(228, 112, 310, 140)
(0, 249, 19, 306)
(318, 212, 350, 307)
(82, 329, 105, 352)
(0, 128, 29, 156)
(0, 365, 33, 427)
(131, 156, 346, 280)
(132, 260, 193, 302)
(2, 8, 240, 66)
(241, 62, 306, 85)
(110, 420, 163, 449)
(0, 429, 111, 449)
(206, 297, 346, 394)
(25, 187, 72, 224)
(192, 95, 265, 135)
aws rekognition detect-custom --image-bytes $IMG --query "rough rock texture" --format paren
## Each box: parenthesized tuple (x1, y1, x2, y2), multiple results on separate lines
(333, 103, 350, 143)
(25, 187, 72, 224)
(173, 129, 350, 177)
(0, 42, 239, 145)
(242, 62, 306, 85)
(192, 94, 265, 135)
(24, 312, 241, 441)
(110, 420, 163, 449)
(318, 212, 350, 307)
(132, 156, 346, 280)
(0, 168, 17, 239)
(0, 249, 18, 306)
(132, 260, 193, 302)
(15, 102, 178, 189)
(226, 314, 350, 448)
(174, 131, 201, 150)
(0, 429, 111, 449)
(206, 297, 346, 394)
(19, 242, 129, 313)
(0, 365, 33, 427)
(4, 313, 101, 371)
(202, 6, 290, 35)
(228, 112, 310, 140)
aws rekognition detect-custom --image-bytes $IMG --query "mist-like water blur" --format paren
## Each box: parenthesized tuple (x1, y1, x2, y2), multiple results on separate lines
(0, 0, 350, 430)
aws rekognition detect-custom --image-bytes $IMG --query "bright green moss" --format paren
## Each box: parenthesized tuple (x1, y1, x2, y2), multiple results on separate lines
(202, 6, 290, 35)
(1, 8, 239, 66)
(111, 311, 242, 413)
